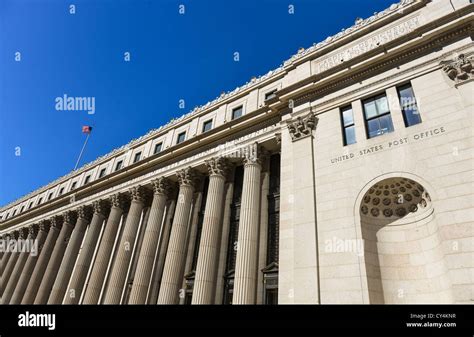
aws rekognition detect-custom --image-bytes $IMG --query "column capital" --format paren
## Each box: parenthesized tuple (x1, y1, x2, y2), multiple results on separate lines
(50, 215, 63, 230)
(151, 177, 171, 196)
(205, 157, 229, 177)
(28, 224, 39, 237)
(19, 227, 29, 239)
(109, 193, 126, 210)
(62, 210, 76, 226)
(38, 219, 50, 232)
(11, 229, 20, 240)
(92, 199, 110, 216)
(77, 205, 93, 221)
(177, 167, 198, 188)
(129, 185, 149, 204)
(243, 143, 269, 167)
(287, 111, 318, 142)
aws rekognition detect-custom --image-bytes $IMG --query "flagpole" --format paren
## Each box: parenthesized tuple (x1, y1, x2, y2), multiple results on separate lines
(74, 132, 90, 170)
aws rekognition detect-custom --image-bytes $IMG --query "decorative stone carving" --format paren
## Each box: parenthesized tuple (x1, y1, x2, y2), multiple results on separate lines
(93, 199, 110, 216)
(130, 185, 148, 203)
(287, 113, 318, 142)
(62, 211, 76, 225)
(177, 167, 197, 187)
(151, 177, 171, 196)
(19, 227, 29, 239)
(274, 132, 281, 146)
(28, 224, 39, 237)
(242, 143, 267, 167)
(38, 220, 50, 232)
(110, 193, 126, 209)
(442, 54, 474, 84)
(205, 157, 229, 177)
(77, 205, 92, 221)
(50, 216, 63, 230)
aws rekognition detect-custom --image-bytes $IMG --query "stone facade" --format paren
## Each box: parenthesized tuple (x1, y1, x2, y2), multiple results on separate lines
(0, 0, 473, 304)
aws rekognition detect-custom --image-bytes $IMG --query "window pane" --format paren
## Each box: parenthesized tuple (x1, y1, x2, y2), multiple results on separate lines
(363, 99, 378, 119)
(154, 143, 162, 154)
(203, 120, 212, 132)
(177, 132, 186, 144)
(341, 107, 354, 127)
(379, 114, 394, 135)
(232, 106, 243, 119)
(367, 118, 381, 138)
(344, 126, 356, 145)
(398, 85, 415, 109)
(375, 95, 389, 114)
(404, 106, 422, 127)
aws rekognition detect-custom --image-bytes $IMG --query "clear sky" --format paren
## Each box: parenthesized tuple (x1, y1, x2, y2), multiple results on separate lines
(0, 0, 395, 206)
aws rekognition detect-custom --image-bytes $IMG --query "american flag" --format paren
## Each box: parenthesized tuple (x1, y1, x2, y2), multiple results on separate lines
(82, 126, 92, 134)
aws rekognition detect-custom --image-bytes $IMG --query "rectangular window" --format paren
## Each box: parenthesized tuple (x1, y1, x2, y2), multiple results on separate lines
(232, 106, 243, 120)
(12, 210, 16, 216)
(28, 202, 33, 209)
(265, 90, 277, 101)
(71, 182, 77, 190)
(340, 105, 356, 145)
(202, 120, 213, 133)
(154, 143, 163, 154)
(177, 132, 186, 144)
(133, 152, 141, 163)
(84, 175, 91, 185)
(59, 187, 64, 195)
(397, 83, 421, 127)
(20, 206, 24, 213)
(115, 160, 123, 171)
(363, 93, 394, 139)
(99, 168, 107, 178)
(38, 197, 43, 205)
(48, 193, 53, 200)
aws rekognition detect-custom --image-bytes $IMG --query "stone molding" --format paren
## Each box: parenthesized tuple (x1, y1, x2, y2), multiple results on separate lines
(287, 112, 318, 142)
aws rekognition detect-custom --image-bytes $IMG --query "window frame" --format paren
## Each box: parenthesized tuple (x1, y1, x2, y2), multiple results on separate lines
(115, 160, 123, 171)
(154, 142, 163, 154)
(362, 93, 394, 139)
(133, 152, 141, 163)
(231, 105, 243, 120)
(99, 168, 107, 178)
(397, 82, 422, 128)
(70, 182, 77, 191)
(340, 105, 356, 146)
(202, 119, 213, 133)
(264, 89, 277, 101)
(176, 131, 186, 144)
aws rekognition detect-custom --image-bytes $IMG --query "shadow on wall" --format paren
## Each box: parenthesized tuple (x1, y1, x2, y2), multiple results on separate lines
(359, 177, 454, 304)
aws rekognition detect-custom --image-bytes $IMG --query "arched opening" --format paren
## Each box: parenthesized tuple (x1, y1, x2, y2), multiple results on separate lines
(359, 177, 453, 304)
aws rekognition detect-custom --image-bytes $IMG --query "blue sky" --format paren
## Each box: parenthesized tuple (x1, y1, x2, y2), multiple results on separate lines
(0, 0, 395, 206)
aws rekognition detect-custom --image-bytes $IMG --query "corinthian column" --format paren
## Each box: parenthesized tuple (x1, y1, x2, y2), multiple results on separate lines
(34, 211, 76, 304)
(158, 167, 196, 304)
(48, 206, 92, 304)
(192, 157, 228, 304)
(10, 222, 49, 304)
(233, 145, 263, 304)
(64, 200, 109, 304)
(2, 227, 31, 304)
(82, 193, 126, 304)
(22, 217, 62, 304)
(129, 178, 170, 304)
(1, 230, 20, 298)
(103, 186, 148, 304)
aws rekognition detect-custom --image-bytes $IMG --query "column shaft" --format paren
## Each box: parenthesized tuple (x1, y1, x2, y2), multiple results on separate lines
(233, 159, 262, 304)
(129, 180, 168, 304)
(63, 209, 106, 304)
(192, 165, 227, 304)
(48, 211, 90, 304)
(1, 250, 19, 298)
(2, 230, 35, 304)
(34, 219, 75, 304)
(256, 167, 270, 304)
(158, 169, 195, 304)
(103, 187, 146, 304)
(147, 199, 176, 304)
(82, 201, 124, 304)
(10, 226, 48, 304)
(22, 223, 61, 304)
